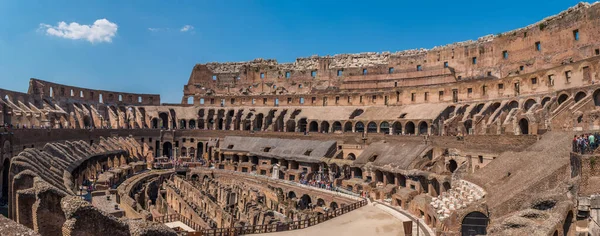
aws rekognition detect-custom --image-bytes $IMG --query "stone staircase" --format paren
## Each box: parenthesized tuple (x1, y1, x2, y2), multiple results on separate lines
(430, 180, 486, 221)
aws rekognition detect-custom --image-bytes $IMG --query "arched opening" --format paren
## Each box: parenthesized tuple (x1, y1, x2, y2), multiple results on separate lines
(158, 113, 169, 129)
(464, 120, 473, 135)
(541, 97, 551, 107)
(374, 170, 384, 183)
(557, 94, 569, 105)
(181, 147, 187, 157)
(367, 122, 377, 133)
(316, 198, 325, 207)
(507, 101, 519, 110)
(320, 121, 330, 133)
(254, 113, 264, 131)
(180, 120, 187, 129)
(392, 122, 402, 135)
(347, 153, 356, 160)
(162, 142, 173, 157)
(461, 212, 489, 236)
(405, 122, 415, 135)
(189, 120, 196, 129)
(1, 158, 9, 200)
(563, 211, 573, 236)
(519, 118, 529, 135)
(448, 160, 458, 173)
(418, 122, 428, 135)
(288, 191, 296, 200)
(218, 118, 224, 130)
(332, 121, 342, 132)
(329, 202, 338, 210)
(83, 116, 92, 128)
(309, 121, 318, 132)
(343, 122, 353, 132)
(298, 119, 308, 133)
(355, 122, 365, 133)
(353, 167, 363, 178)
(524, 99, 536, 111)
(196, 142, 204, 161)
(169, 109, 177, 129)
(594, 89, 600, 106)
(298, 194, 312, 210)
(286, 120, 296, 132)
(379, 122, 390, 134)
(575, 91, 587, 103)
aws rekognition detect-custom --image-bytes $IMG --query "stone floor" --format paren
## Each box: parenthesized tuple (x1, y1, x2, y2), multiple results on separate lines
(257, 203, 407, 236)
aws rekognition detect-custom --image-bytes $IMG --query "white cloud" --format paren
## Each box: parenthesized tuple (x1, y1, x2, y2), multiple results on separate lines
(39, 19, 118, 43)
(148, 27, 161, 32)
(180, 25, 194, 32)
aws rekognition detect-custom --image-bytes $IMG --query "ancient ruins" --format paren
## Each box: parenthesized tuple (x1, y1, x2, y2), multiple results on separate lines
(3, 2, 600, 235)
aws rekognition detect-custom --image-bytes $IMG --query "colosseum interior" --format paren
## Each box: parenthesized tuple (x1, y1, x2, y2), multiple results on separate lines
(4, 2, 600, 236)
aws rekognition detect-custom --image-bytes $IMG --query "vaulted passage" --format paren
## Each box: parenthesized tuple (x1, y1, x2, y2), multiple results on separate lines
(461, 212, 488, 236)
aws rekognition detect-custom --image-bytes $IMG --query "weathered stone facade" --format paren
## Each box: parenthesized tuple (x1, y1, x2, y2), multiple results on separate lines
(3, 3, 600, 236)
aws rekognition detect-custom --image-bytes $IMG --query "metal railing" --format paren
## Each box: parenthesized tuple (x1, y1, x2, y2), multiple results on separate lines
(196, 199, 367, 236)
(154, 213, 204, 232)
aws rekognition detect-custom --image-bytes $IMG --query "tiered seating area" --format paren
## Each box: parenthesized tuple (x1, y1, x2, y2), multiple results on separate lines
(430, 180, 486, 220)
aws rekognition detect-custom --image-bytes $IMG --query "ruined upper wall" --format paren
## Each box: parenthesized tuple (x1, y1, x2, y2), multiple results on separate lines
(184, 2, 600, 101)
(29, 78, 161, 106)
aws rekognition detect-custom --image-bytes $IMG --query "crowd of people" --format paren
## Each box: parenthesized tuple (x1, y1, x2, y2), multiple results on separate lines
(573, 133, 600, 154)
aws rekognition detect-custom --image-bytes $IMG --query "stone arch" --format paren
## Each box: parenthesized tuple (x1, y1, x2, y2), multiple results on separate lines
(374, 170, 384, 183)
(1, 157, 9, 200)
(343, 122, 353, 132)
(189, 120, 196, 129)
(355, 122, 365, 133)
(150, 117, 159, 129)
(320, 121, 330, 133)
(179, 119, 187, 129)
(379, 121, 390, 134)
(464, 120, 473, 134)
(367, 122, 377, 133)
(347, 153, 356, 160)
(575, 91, 587, 103)
(316, 198, 325, 207)
(287, 191, 296, 199)
(254, 113, 264, 131)
(563, 211, 573, 236)
(197, 142, 204, 160)
(557, 93, 569, 105)
(405, 121, 415, 135)
(418, 121, 428, 135)
(329, 202, 339, 210)
(332, 121, 342, 132)
(506, 100, 519, 110)
(309, 121, 319, 132)
(83, 116, 92, 128)
(392, 121, 402, 135)
(286, 120, 296, 132)
(181, 147, 187, 157)
(461, 211, 489, 236)
(541, 97, 552, 107)
(524, 99, 536, 111)
(162, 142, 173, 157)
(298, 118, 308, 132)
(519, 118, 529, 135)
(158, 113, 169, 129)
(594, 89, 600, 106)
(448, 159, 458, 173)
(299, 194, 312, 210)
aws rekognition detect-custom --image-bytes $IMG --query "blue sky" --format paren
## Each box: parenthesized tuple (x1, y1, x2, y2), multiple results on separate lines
(0, 0, 583, 103)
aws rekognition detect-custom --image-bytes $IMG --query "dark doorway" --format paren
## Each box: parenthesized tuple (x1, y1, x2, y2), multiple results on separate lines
(519, 118, 529, 135)
(461, 212, 488, 236)
(162, 142, 173, 158)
